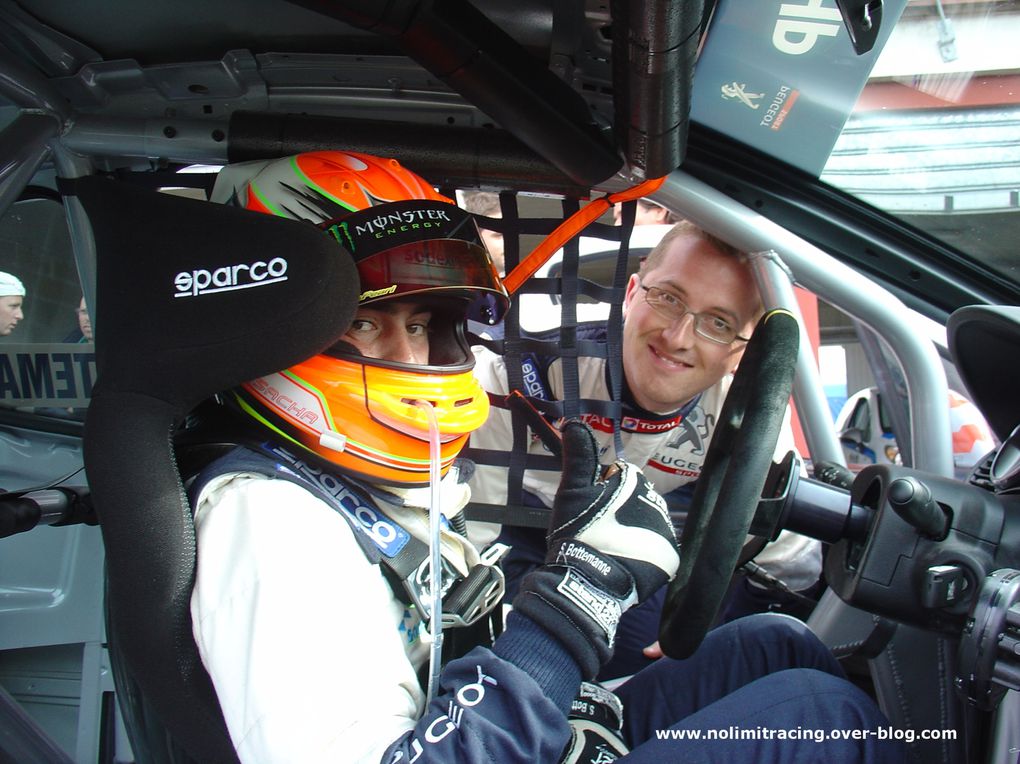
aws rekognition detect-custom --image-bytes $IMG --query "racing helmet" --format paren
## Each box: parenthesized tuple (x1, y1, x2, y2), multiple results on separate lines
(219, 151, 509, 484)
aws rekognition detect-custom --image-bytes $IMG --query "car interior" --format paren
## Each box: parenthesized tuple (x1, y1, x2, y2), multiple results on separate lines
(1, 1, 1019, 763)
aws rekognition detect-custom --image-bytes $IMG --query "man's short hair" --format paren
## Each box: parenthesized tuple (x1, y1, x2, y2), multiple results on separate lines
(638, 221, 763, 319)
(639, 220, 748, 274)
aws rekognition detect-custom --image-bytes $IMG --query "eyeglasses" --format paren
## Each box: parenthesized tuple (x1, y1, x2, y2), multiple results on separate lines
(639, 283, 750, 345)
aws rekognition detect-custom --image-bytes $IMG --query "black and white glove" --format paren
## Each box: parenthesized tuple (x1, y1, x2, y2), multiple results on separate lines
(559, 682, 630, 763)
(513, 420, 680, 678)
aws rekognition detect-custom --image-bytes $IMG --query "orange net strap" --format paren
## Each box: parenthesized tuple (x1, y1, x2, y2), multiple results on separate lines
(500, 176, 667, 295)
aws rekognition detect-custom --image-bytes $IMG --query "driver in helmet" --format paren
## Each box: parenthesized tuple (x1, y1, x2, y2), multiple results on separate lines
(189, 151, 904, 763)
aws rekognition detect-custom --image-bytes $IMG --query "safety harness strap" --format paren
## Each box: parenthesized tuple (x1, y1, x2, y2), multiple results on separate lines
(187, 444, 392, 566)
(464, 193, 641, 527)
(186, 443, 507, 626)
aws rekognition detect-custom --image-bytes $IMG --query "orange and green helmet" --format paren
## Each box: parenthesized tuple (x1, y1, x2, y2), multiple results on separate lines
(217, 151, 509, 484)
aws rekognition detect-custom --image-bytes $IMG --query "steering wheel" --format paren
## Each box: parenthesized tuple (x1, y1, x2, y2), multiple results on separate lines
(658, 309, 800, 658)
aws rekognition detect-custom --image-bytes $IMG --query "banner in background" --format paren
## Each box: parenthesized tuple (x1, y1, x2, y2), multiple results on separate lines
(692, 0, 908, 176)
(0, 343, 96, 408)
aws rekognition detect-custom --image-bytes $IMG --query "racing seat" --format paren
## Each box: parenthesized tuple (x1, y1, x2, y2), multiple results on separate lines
(71, 176, 359, 762)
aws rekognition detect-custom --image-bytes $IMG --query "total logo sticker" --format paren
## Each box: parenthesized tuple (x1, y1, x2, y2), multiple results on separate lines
(173, 257, 288, 298)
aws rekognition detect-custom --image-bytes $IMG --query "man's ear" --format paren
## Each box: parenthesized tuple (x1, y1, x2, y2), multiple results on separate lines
(623, 273, 641, 317)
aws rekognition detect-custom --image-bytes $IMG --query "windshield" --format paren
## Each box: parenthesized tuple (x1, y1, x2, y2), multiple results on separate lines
(692, 0, 1020, 288)
(824, 0, 1020, 286)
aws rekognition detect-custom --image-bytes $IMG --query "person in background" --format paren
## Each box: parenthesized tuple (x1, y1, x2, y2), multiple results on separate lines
(469, 220, 822, 680)
(38, 294, 94, 418)
(63, 295, 93, 343)
(614, 198, 681, 227)
(460, 190, 505, 275)
(0, 271, 26, 336)
(75, 296, 93, 342)
(461, 191, 508, 334)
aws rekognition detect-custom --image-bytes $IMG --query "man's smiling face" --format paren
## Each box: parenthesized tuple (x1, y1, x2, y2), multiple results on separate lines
(621, 231, 759, 414)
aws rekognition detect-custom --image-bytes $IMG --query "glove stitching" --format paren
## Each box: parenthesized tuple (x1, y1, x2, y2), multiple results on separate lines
(523, 589, 608, 671)
(529, 590, 596, 638)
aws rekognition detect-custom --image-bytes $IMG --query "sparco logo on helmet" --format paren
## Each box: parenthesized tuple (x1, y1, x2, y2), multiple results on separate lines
(174, 257, 288, 298)
(354, 207, 452, 238)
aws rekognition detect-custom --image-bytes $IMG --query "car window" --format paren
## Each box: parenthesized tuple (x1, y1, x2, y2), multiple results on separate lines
(0, 191, 93, 419)
(848, 397, 872, 439)
(691, 0, 1020, 297)
(820, 0, 1020, 284)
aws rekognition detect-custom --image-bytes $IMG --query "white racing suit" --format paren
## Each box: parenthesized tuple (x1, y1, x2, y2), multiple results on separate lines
(467, 329, 822, 594)
(189, 442, 577, 763)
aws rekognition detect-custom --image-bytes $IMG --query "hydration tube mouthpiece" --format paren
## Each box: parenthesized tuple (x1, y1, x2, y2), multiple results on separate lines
(413, 398, 444, 706)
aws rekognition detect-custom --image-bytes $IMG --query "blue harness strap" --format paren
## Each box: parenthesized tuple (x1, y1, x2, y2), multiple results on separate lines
(187, 443, 422, 572)
(186, 442, 506, 638)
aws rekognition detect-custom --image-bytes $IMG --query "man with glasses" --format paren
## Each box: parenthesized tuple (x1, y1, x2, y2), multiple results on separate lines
(469, 220, 822, 680)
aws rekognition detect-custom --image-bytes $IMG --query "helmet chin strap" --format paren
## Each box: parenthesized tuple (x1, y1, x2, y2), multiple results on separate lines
(413, 398, 445, 707)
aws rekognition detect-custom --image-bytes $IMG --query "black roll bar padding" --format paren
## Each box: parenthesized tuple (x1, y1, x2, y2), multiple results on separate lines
(278, 0, 623, 186)
(227, 112, 590, 197)
(610, 0, 704, 178)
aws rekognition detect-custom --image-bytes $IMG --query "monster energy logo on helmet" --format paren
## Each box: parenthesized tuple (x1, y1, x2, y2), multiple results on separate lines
(353, 207, 452, 235)
(318, 198, 507, 314)
(321, 199, 481, 261)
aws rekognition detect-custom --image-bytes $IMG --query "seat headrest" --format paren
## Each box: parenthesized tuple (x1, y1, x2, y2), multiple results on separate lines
(71, 175, 359, 410)
(72, 174, 361, 761)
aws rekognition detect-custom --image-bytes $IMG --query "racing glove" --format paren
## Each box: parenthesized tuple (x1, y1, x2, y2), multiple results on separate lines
(559, 681, 629, 763)
(513, 420, 680, 678)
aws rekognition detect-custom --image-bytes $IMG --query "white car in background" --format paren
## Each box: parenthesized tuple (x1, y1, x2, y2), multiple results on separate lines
(836, 386, 996, 480)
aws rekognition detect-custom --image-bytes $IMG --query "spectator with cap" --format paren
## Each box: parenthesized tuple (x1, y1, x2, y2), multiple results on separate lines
(0, 271, 26, 336)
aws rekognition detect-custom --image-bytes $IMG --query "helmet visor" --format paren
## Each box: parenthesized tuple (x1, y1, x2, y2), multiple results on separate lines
(355, 238, 506, 312)
(320, 199, 509, 320)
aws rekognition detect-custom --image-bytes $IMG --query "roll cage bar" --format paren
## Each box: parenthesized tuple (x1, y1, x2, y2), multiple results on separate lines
(2, 2, 978, 759)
